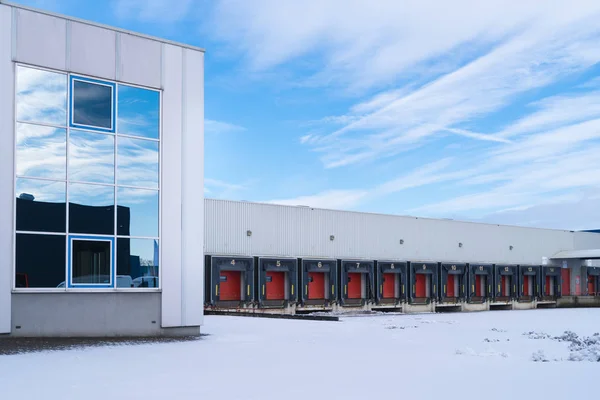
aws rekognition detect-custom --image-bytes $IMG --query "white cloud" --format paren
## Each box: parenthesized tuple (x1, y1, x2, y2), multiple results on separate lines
(112, 0, 194, 23)
(205, 119, 246, 135)
(266, 189, 369, 210)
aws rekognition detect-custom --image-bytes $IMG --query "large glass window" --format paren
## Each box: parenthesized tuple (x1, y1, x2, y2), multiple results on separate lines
(14, 65, 161, 291)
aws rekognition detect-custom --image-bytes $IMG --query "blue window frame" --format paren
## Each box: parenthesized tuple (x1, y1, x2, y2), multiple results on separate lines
(67, 235, 115, 289)
(69, 75, 116, 133)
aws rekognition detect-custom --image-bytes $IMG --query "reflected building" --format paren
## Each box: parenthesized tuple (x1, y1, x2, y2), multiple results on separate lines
(0, 2, 205, 337)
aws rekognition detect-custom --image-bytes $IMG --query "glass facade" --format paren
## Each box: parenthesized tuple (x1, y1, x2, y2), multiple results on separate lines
(14, 65, 161, 290)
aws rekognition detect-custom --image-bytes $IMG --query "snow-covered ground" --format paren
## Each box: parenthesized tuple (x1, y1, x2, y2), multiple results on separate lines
(1, 308, 598, 399)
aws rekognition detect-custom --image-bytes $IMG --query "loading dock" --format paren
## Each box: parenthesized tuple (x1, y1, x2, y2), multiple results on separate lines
(375, 261, 407, 306)
(205, 256, 254, 308)
(257, 257, 298, 308)
(410, 262, 438, 304)
(540, 266, 561, 301)
(518, 265, 541, 302)
(493, 264, 518, 303)
(467, 263, 493, 303)
(299, 259, 337, 307)
(439, 263, 466, 303)
(585, 267, 600, 296)
(339, 260, 375, 307)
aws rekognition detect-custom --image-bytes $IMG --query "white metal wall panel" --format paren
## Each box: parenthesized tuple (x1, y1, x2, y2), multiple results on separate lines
(181, 49, 204, 327)
(0, 4, 14, 334)
(69, 21, 116, 80)
(204, 199, 577, 264)
(15, 8, 66, 70)
(160, 44, 183, 328)
(573, 232, 600, 250)
(118, 33, 161, 89)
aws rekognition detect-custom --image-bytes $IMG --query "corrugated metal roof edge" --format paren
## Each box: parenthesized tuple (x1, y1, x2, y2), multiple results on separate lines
(0, 0, 206, 53)
(204, 197, 583, 234)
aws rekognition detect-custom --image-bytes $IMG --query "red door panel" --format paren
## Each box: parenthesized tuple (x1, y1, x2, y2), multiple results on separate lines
(383, 273, 395, 298)
(415, 274, 427, 298)
(501, 276, 509, 296)
(561, 269, 570, 295)
(589, 276, 596, 296)
(475, 275, 483, 297)
(545, 276, 551, 296)
(308, 272, 325, 299)
(220, 271, 241, 301)
(348, 273, 362, 299)
(447, 275, 455, 297)
(522, 276, 530, 296)
(266, 271, 285, 300)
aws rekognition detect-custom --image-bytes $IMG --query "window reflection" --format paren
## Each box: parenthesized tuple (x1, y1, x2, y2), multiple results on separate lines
(71, 239, 112, 286)
(16, 123, 66, 180)
(117, 188, 159, 237)
(16, 178, 66, 233)
(117, 137, 159, 188)
(16, 234, 66, 288)
(68, 183, 115, 235)
(117, 238, 159, 287)
(16, 66, 67, 126)
(72, 79, 114, 130)
(118, 85, 160, 139)
(69, 130, 115, 184)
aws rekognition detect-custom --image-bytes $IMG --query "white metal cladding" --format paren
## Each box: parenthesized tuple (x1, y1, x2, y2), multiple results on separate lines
(0, 3, 14, 334)
(69, 21, 116, 80)
(15, 7, 67, 71)
(204, 199, 586, 265)
(9, 3, 165, 89)
(160, 44, 184, 328)
(181, 49, 205, 327)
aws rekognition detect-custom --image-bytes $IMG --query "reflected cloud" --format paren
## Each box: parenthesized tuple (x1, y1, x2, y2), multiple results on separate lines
(117, 187, 159, 237)
(69, 130, 115, 184)
(117, 137, 159, 188)
(16, 66, 67, 126)
(117, 85, 160, 139)
(16, 123, 66, 180)
(16, 178, 65, 203)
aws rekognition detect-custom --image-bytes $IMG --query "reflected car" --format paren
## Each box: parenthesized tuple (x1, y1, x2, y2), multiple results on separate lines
(132, 276, 159, 288)
(56, 275, 134, 288)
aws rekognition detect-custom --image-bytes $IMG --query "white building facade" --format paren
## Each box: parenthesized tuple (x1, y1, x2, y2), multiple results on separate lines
(0, 2, 204, 337)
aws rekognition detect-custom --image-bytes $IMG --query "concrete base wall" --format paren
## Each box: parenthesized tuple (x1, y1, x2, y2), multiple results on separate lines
(10, 293, 200, 337)
(557, 296, 600, 308)
(463, 302, 489, 312)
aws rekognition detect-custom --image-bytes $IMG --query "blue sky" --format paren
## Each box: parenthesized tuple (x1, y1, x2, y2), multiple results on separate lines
(15, 0, 600, 230)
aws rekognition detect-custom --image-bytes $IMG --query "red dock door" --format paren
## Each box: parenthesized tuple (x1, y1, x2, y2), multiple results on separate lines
(308, 272, 325, 299)
(561, 269, 570, 295)
(383, 273, 395, 298)
(501, 275, 510, 297)
(475, 275, 483, 297)
(522, 276, 530, 296)
(589, 276, 596, 296)
(266, 271, 285, 300)
(220, 271, 241, 301)
(415, 274, 427, 298)
(347, 272, 362, 299)
(447, 274, 455, 297)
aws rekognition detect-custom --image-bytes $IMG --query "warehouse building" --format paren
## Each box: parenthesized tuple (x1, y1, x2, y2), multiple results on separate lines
(204, 199, 600, 314)
(0, 2, 205, 337)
